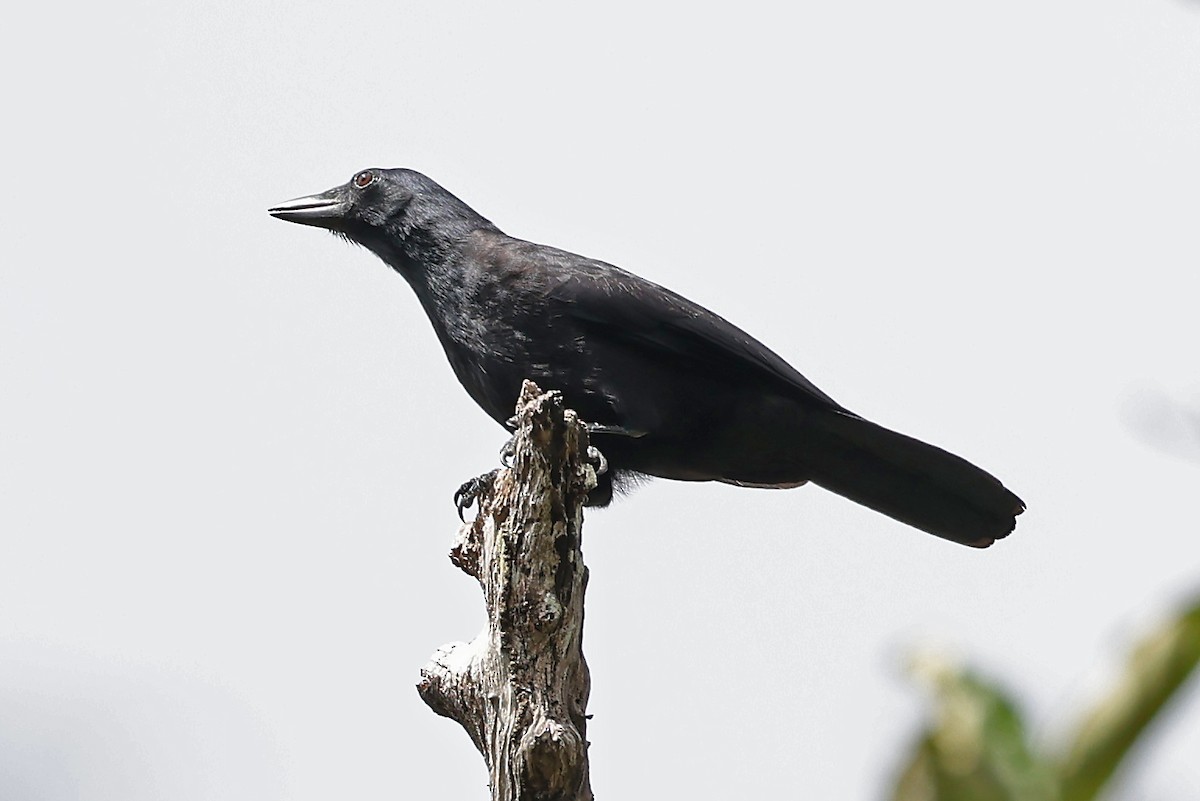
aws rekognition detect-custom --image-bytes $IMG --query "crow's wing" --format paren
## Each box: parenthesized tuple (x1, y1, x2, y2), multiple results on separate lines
(545, 258, 845, 412)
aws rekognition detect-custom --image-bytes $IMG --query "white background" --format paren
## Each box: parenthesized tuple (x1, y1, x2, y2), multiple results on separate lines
(2, 2, 1198, 798)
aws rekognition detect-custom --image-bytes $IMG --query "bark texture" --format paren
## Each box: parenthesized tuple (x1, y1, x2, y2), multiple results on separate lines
(418, 381, 595, 801)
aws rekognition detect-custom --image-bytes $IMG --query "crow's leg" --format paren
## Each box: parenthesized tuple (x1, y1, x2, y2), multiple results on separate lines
(459, 422, 633, 516)
(497, 430, 608, 475)
(453, 469, 499, 521)
(460, 420, 618, 519)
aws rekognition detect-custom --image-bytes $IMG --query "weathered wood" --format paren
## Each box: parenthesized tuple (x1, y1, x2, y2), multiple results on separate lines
(418, 381, 595, 801)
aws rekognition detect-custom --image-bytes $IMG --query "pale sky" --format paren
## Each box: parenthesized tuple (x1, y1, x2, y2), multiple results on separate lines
(2, 1, 1198, 799)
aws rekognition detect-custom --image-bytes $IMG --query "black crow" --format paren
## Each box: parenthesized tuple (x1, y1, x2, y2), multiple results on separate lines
(269, 168, 1024, 547)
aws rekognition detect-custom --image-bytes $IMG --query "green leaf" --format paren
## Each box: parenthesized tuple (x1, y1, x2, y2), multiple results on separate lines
(1057, 596, 1200, 801)
(891, 654, 1058, 801)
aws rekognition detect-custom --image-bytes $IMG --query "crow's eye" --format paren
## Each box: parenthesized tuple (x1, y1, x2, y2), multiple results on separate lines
(354, 170, 375, 188)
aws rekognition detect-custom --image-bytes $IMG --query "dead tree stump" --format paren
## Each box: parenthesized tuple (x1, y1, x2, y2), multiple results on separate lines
(418, 381, 595, 801)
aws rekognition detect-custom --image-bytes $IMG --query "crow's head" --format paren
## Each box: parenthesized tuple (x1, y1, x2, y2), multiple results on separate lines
(269, 168, 489, 259)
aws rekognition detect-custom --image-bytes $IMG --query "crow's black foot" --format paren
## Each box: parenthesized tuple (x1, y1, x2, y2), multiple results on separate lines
(454, 469, 499, 521)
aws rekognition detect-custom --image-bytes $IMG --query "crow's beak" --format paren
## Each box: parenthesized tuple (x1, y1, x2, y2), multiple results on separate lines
(268, 186, 349, 228)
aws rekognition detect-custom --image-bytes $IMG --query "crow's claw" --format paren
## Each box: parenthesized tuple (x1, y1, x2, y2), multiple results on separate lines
(499, 436, 517, 468)
(586, 445, 608, 476)
(454, 469, 499, 521)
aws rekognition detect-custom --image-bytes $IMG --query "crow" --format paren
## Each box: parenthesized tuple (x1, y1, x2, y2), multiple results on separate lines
(269, 168, 1024, 547)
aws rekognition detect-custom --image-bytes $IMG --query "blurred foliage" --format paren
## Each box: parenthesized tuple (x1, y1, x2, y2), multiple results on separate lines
(891, 596, 1200, 801)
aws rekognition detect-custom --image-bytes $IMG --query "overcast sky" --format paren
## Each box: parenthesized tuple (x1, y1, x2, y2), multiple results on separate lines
(2, 1, 1199, 799)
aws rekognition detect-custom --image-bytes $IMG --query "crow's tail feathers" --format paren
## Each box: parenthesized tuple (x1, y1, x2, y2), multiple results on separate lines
(806, 411, 1025, 547)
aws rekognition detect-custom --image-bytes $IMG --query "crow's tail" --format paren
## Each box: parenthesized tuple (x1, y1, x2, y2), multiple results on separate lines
(806, 411, 1024, 547)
